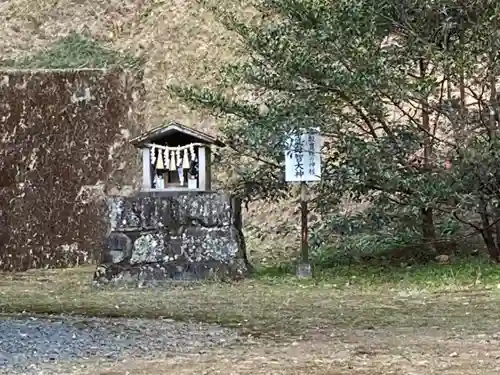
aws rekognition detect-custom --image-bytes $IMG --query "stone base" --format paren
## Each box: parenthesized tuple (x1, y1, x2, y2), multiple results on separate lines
(296, 263, 312, 278)
(94, 259, 247, 287)
(94, 192, 248, 286)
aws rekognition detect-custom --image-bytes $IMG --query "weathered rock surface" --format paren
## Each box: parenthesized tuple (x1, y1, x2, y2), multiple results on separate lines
(0, 69, 144, 271)
(94, 192, 248, 285)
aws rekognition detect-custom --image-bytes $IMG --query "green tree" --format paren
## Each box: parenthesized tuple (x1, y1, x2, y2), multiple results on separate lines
(171, 0, 500, 262)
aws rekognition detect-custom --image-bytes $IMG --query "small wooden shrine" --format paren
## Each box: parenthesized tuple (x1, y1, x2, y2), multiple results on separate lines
(130, 121, 225, 191)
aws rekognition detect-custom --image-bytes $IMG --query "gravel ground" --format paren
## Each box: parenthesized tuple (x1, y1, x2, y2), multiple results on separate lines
(0, 315, 242, 374)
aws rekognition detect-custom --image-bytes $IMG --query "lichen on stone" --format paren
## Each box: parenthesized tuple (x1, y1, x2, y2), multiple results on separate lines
(95, 192, 248, 286)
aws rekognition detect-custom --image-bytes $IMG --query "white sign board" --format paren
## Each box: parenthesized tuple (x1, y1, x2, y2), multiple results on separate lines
(285, 131, 322, 182)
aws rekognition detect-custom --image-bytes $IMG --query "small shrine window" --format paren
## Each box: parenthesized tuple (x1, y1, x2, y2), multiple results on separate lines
(129, 121, 225, 192)
(147, 142, 200, 189)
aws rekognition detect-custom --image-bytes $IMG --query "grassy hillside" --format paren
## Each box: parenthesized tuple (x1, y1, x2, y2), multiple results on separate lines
(1, 0, 235, 126)
(0, 0, 300, 265)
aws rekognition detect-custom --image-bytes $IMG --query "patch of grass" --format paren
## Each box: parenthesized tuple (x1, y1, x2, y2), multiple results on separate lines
(258, 257, 500, 287)
(318, 259, 500, 286)
(0, 32, 143, 71)
(1, 264, 500, 338)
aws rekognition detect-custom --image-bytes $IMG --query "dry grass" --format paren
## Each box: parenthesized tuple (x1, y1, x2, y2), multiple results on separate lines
(2, 266, 500, 374)
(0, 0, 300, 262)
(82, 338, 500, 375)
(9, 332, 500, 374)
(2, 266, 499, 336)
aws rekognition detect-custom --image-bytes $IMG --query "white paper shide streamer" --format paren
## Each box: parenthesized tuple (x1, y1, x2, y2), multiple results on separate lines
(155, 148, 164, 169)
(189, 144, 196, 161)
(164, 148, 169, 169)
(150, 145, 156, 165)
(169, 150, 176, 171)
(182, 149, 190, 169)
(147, 142, 202, 187)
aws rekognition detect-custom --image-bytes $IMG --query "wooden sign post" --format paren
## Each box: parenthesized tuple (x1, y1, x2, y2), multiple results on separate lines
(300, 181, 309, 275)
(285, 129, 322, 278)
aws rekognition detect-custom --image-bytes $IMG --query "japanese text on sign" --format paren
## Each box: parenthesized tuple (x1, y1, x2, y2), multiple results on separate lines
(285, 130, 322, 182)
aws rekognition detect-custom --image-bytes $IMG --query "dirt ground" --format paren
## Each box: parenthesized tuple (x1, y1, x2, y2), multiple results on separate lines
(39, 326, 500, 374)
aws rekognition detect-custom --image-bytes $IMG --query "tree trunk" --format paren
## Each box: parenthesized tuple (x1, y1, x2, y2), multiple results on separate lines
(480, 226, 499, 262)
(495, 217, 500, 254)
(419, 58, 437, 253)
(483, 40, 500, 262)
(479, 199, 500, 262)
(422, 207, 437, 253)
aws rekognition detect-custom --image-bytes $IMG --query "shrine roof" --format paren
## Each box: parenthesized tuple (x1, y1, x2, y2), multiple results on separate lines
(130, 120, 225, 148)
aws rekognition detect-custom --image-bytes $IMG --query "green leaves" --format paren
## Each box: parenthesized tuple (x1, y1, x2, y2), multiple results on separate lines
(173, 0, 500, 260)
